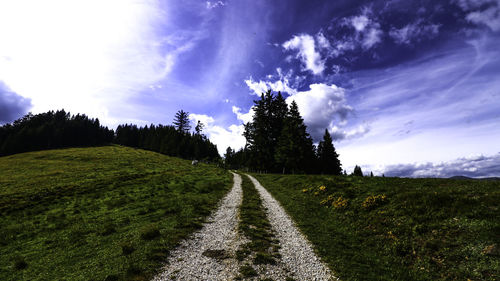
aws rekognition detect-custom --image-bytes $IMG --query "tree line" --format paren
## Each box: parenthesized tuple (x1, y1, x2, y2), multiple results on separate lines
(0, 109, 220, 161)
(0, 110, 114, 156)
(224, 90, 343, 175)
(114, 111, 219, 161)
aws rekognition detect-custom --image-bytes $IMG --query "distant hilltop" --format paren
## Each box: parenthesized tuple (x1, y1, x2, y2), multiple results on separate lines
(449, 176, 500, 181)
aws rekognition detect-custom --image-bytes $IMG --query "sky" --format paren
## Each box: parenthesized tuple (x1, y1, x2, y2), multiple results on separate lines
(0, 0, 499, 177)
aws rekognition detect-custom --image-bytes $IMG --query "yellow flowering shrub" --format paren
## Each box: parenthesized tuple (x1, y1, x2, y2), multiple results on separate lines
(319, 185, 326, 191)
(362, 194, 387, 209)
(320, 195, 335, 205)
(302, 187, 314, 193)
(332, 196, 348, 209)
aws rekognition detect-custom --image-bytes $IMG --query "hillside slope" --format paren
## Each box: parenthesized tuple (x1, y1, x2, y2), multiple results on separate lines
(253, 174, 500, 281)
(0, 145, 231, 281)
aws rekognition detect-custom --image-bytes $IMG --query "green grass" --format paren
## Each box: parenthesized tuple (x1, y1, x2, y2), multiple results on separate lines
(0, 145, 232, 281)
(237, 174, 280, 266)
(252, 174, 500, 281)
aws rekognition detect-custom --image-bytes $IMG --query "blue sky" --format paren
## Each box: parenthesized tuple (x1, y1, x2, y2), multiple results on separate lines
(1, 0, 499, 177)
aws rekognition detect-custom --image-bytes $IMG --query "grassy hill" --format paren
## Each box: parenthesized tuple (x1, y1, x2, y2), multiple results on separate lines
(0, 145, 231, 281)
(253, 174, 500, 281)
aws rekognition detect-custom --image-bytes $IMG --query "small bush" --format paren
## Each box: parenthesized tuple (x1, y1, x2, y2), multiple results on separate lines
(100, 223, 116, 236)
(14, 256, 28, 270)
(140, 224, 160, 240)
(120, 241, 135, 255)
(126, 264, 142, 276)
(332, 196, 349, 209)
(362, 194, 387, 210)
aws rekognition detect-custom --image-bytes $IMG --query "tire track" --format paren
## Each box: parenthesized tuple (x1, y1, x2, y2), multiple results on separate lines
(153, 172, 244, 281)
(246, 174, 337, 281)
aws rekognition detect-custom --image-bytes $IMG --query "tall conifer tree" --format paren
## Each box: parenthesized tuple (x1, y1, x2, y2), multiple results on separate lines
(275, 101, 316, 174)
(317, 129, 342, 175)
(243, 90, 288, 172)
(173, 110, 191, 133)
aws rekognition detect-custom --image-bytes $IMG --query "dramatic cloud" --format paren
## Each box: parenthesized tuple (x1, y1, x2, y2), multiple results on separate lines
(389, 20, 441, 45)
(244, 77, 297, 96)
(467, 6, 500, 31)
(455, 0, 500, 31)
(244, 74, 362, 142)
(315, 32, 331, 50)
(282, 34, 325, 75)
(285, 83, 354, 140)
(0, 81, 32, 123)
(382, 153, 500, 178)
(336, 36, 500, 174)
(232, 106, 254, 124)
(350, 14, 370, 32)
(321, 6, 384, 60)
(345, 7, 383, 50)
(330, 123, 370, 141)
(0, 0, 176, 125)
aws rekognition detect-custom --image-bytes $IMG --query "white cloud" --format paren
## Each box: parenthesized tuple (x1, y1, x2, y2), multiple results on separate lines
(380, 152, 500, 178)
(316, 32, 331, 50)
(206, 1, 226, 9)
(0, 0, 186, 126)
(331, 7, 383, 55)
(189, 113, 246, 155)
(189, 113, 215, 126)
(337, 36, 500, 172)
(362, 27, 383, 49)
(351, 15, 370, 32)
(244, 73, 297, 96)
(243, 75, 361, 142)
(389, 20, 441, 45)
(285, 83, 354, 140)
(330, 123, 370, 141)
(455, 0, 500, 31)
(232, 106, 254, 124)
(466, 6, 500, 31)
(455, 0, 497, 11)
(282, 34, 325, 75)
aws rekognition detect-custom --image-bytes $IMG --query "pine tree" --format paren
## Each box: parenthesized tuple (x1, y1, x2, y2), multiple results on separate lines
(195, 120, 204, 135)
(353, 165, 363, 177)
(275, 101, 316, 174)
(243, 90, 287, 172)
(370, 171, 374, 177)
(224, 146, 234, 169)
(317, 129, 342, 175)
(173, 110, 191, 133)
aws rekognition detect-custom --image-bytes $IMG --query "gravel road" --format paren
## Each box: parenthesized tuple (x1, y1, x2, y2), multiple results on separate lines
(153, 172, 337, 280)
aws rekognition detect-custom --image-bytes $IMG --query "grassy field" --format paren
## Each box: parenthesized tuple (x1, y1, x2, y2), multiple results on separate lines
(0, 145, 232, 281)
(252, 174, 500, 281)
(235, 174, 283, 279)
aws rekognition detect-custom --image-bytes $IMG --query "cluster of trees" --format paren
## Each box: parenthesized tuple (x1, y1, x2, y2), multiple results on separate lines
(0, 110, 114, 156)
(0, 109, 220, 161)
(224, 91, 342, 174)
(114, 110, 219, 161)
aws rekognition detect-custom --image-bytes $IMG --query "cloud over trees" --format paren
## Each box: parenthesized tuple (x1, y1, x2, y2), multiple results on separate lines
(0, 81, 31, 124)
